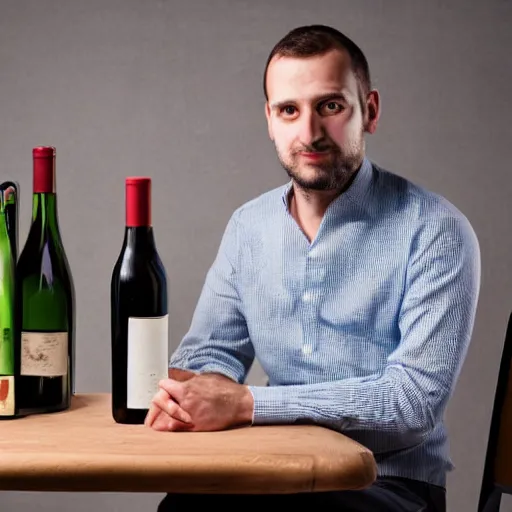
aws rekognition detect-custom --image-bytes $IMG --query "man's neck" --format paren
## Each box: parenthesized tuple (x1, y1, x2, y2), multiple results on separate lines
(288, 168, 360, 242)
(292, 186, 340, 218)
(289, 187, 339, 243)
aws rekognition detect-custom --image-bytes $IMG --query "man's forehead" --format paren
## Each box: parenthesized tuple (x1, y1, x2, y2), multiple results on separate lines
(266, 49, 356, 98)
(266, 50, 357, 105)
(267, 48, 351, 75)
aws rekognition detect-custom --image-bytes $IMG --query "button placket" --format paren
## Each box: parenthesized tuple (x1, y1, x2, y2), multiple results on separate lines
(301, 248, 321, 356)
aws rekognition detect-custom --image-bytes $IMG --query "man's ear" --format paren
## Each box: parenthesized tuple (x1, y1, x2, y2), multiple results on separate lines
(364, 90, 380, 134)
(265, 102, 274, 141)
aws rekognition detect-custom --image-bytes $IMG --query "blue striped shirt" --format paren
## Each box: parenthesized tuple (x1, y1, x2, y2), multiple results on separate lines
(169, 157, 481, 487)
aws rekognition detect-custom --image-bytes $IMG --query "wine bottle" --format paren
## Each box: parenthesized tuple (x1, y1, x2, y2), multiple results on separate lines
(0, 182, 19, 418)
(111, 177, 168, 424)
(16, 146, 75, 415)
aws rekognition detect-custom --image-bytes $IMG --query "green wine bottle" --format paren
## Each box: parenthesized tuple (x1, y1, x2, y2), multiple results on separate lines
(16, 146, 75, 414)
(0, 183, 18, 418)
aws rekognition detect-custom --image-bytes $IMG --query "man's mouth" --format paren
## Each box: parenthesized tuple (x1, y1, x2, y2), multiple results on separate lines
(298, 151, 331, 160)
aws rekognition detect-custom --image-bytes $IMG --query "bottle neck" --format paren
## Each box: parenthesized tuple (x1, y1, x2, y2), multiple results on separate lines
(0, 210, 8, 243)
(31, 193, 60, 233)
(124, 225, 156, 252)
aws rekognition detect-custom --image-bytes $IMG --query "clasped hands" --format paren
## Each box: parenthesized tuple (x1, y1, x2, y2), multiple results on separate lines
(144, 369, 255, 432)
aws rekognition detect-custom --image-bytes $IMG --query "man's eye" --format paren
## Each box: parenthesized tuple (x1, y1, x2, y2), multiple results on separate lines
(320, 102, 343, 114)
(281, 106, 297, 116)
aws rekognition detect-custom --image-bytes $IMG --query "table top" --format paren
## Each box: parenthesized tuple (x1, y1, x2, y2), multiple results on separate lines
(0, 393, 377, 494)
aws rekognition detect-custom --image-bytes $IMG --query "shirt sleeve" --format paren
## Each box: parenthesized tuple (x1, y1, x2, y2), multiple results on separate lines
(168, 210, 255, 384)
(247, 214, 481, 454)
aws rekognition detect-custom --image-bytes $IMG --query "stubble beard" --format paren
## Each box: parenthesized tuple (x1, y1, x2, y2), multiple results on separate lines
(276, 139, 364, 193)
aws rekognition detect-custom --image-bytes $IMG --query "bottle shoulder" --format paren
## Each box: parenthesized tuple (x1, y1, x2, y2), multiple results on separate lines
(117, 252, 166, 280)
(17, 227, 72, 279)
(20, 220, 67, 250)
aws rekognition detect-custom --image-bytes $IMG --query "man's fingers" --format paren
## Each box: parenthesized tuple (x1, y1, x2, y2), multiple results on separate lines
(157, 379, 193, 423)
(167, 417, 193, 432)
(151, 410, 173, 431)
(158, 378, 184, 400)
(165, 398, 192, 424)
(150, 410, 192, 432)
(144, 382, 193, 428)
(144, 403, 160, 427)
(144, 389, 170, 427)
(151, 387, 192, 424)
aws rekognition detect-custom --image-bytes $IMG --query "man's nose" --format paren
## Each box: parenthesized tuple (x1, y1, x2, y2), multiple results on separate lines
(297, 111, 324, 147)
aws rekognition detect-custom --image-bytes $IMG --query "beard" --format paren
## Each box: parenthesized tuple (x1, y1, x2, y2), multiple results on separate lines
(276, 137, 364, 192)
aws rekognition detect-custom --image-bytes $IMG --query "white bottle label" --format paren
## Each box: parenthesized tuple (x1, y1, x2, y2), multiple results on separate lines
(127, 315, 169, 409)
(21, 332, 68, 377)
(0, 376, 14, 416)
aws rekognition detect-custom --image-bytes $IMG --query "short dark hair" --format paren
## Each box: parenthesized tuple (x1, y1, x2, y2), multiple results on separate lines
(263, 25, 371, 105)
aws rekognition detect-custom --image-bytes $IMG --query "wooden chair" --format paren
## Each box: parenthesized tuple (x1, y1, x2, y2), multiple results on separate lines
(478, 312, 512, 511)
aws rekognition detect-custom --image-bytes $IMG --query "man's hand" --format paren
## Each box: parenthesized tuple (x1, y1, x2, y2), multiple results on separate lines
(144, 373, 254, 432)
(143, 368, 197, 431)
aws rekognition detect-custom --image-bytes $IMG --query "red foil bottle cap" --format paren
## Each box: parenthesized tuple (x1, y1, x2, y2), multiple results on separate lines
(126, 177, 151, 227)
(33, 146, 56, 193)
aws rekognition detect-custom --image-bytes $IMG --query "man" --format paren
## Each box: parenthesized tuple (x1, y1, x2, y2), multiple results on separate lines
(147, 24, 481, 511)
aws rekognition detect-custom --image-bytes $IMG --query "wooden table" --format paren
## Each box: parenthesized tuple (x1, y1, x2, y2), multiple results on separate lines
(0, 393, 377, 494)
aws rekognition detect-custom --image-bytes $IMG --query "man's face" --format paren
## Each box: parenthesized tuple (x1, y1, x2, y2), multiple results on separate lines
(265, 48, 376, 191)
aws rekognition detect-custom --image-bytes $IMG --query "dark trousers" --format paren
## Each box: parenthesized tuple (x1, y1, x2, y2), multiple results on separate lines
(157, 476, 446, 511)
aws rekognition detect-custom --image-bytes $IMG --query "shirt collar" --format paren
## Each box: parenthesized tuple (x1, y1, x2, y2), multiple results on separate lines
(281, 156, 374, 214)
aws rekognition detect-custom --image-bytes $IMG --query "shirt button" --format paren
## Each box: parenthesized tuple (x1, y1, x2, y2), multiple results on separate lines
(303, 291, 312, 302)
(302, 345, 313, 355)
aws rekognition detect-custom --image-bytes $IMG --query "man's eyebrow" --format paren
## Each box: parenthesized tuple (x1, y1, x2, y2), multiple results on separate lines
(269, 93, 349, 111)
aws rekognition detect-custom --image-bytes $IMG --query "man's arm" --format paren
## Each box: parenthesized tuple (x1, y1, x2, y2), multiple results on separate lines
(146, 211, 255, 431)
(247, 215, 481, 454)
(168, 211, 255, 383)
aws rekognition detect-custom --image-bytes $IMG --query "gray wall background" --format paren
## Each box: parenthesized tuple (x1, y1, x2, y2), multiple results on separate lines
(0, 0, 510, 510)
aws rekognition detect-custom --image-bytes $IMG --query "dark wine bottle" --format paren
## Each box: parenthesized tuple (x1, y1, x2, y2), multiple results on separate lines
(16, 146, 75, 415)
(111, 177, 168, 424)
(0, 182, 19, 418)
